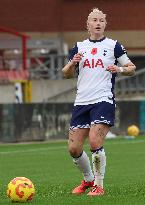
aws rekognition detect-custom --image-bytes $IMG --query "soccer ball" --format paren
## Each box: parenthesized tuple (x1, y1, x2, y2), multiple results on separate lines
(7, 177, 35, 202)
(127, 125, 140, 137)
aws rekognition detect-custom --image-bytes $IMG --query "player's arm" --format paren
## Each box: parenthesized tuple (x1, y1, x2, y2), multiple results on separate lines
(62, 62, 76, 79)
(62, 44, 82, 78)
(62, 53, 82, 78)
(117, 61, 136, 76)
(107, 41, 136, 76)
(107, 61, 136, 76)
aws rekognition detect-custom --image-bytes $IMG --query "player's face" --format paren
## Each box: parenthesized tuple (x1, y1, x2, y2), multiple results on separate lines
(87, 14, 106, 37)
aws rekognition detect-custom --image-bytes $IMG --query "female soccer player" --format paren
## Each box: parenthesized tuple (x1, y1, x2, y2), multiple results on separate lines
(62, 8, 136, 196)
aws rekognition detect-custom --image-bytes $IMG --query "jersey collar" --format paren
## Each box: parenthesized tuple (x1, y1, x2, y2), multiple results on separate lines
(89, 37, 106, 43)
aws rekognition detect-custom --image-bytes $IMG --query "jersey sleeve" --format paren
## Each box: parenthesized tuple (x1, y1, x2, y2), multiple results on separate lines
(114, 41, 131, 66)
(68, 44, 78, 62)
(114, 41, 127, 58)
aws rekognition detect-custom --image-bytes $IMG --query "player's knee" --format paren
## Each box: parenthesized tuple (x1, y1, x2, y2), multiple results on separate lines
(68, 144, 82, 158)
(89, 138, 103, 150)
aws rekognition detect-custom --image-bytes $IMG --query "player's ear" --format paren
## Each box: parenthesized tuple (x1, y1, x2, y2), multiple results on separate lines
(86, 21, 90, 32)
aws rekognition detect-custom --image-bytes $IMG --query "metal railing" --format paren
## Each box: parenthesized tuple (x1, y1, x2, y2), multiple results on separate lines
(29, 54, 68, 79)
(115, 68, 145, 98)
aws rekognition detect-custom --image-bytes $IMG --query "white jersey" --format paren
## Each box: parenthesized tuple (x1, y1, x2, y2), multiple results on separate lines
(69, 37, 131, 105)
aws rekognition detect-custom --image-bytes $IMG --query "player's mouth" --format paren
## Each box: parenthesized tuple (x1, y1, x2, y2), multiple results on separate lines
(95, 27, 101, 31)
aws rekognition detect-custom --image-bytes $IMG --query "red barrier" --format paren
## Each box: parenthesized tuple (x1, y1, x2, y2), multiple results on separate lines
(0, 70, 29, 81)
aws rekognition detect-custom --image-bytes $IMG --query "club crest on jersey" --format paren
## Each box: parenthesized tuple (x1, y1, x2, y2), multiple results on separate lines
(83, 58, 104, 68)
(103, 50, 107, 56)
(91, 48, 97, 55)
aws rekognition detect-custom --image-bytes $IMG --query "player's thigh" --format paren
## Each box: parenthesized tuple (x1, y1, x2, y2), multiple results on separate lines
(89, 123, 110, 149)
(68, 128, 89, 154)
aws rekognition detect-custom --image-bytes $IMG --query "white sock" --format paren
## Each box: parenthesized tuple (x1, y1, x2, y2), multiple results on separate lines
(73, 151, 94, 182)
(92, 148, 106, 188)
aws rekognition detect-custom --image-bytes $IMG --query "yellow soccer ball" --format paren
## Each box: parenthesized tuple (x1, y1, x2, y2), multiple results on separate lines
(127, 125, 140, 137)
(7, 177, 35, 202)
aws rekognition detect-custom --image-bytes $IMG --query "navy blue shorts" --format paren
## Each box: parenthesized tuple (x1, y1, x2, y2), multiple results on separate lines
(70, 102, 115, 130)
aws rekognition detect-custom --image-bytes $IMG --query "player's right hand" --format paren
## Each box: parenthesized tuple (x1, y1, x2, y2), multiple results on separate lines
(71, 53, 83, 65)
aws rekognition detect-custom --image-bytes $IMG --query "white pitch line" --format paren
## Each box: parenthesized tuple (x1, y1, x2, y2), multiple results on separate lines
(0, 139, 145, 155)
(0, 146, 67, 155)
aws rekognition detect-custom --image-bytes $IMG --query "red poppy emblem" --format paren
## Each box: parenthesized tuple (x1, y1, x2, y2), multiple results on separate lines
(91, 48, 97, 55)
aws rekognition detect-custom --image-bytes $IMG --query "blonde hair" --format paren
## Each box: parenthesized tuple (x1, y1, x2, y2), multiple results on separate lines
(87, 8, 106, 21)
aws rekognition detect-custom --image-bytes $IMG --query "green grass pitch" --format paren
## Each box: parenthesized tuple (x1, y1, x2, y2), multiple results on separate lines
(0, 137, 145, 205)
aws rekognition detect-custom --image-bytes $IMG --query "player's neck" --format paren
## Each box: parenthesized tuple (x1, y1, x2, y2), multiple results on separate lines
(89, 34, 104, 41)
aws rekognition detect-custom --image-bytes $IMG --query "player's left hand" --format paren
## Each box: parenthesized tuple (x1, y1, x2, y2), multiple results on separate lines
(106, 65, 120, 73)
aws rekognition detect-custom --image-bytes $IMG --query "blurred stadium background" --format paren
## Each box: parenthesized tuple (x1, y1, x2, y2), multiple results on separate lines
(0, 0, 145, 142)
